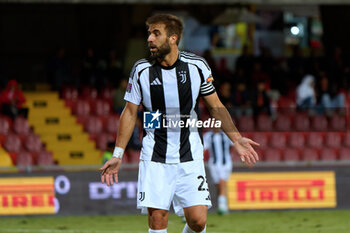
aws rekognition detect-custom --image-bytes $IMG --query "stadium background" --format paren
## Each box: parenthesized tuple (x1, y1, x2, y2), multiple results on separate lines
(1, 0, 350, 232)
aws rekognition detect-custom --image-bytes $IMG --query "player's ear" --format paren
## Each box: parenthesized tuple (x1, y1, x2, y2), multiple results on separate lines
(170, 34, 178, 45)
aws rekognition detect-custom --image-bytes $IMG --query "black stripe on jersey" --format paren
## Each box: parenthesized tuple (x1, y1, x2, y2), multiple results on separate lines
(211, 134, 217, 164)
(180, 52, 210, 70)
(130, 59, 149, 79)
(176, 61, 193, 162)
(194, 96, 203, 145)
(149, 65, 167, 163)
(221, 133, 226, 165)
(181, 53, 211, 70)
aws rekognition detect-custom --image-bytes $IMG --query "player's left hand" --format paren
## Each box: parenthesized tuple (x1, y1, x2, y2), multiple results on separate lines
(233, 137, 259, 166)
(100, 157, 122, 186)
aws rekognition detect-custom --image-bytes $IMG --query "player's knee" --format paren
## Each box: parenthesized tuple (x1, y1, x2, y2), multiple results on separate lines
(149, 210, 168, 230)
(187, 216, 206, 232)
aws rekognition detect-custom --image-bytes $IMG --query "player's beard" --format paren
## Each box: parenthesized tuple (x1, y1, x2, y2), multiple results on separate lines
(148, 38, 171, 62)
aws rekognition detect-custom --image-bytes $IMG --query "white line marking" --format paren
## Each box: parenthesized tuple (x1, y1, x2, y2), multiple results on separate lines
(0, 229, 144, 233)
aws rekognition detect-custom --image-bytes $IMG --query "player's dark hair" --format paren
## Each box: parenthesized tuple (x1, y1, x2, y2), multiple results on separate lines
(146, 14, 183, 45)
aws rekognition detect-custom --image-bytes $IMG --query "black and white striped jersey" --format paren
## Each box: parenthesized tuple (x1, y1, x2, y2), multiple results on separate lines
(203, 131, 233, 166)
(124, 51, 216, 164)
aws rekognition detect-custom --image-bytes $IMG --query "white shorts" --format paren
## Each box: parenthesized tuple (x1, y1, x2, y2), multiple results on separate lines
(208, 162, 232, 184)
(137, 160, 212, 216)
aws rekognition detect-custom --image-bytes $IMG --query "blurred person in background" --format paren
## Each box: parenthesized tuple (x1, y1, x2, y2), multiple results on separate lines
(296, 74, 316, 111)
(203, 128, 233, 215)
(252, 81, 271, 116)
(102, 141, 115, 164)
(46, 47, 72, 90)
(231, 82, 253, 118)
(316, 73, 345, 115)
(0, 80, 28, 119)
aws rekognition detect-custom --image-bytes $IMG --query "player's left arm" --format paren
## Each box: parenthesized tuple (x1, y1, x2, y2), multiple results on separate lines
(202, 92, 259, 166)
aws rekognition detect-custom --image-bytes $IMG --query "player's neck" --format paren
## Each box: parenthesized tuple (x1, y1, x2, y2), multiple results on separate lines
(158, 49, 179, 67)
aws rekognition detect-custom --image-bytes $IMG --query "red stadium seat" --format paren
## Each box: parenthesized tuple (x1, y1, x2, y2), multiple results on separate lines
(61, 86, 78, 100)
(311, 115, 328, 131)
(343, 132, 350, 147)
(257, 114, 273, 131)
(126, 150, 140, 163)
(270, 133, 287, 149)
(307, 133, 324, 148)
(325, 132, 342, 148)
(73, 100, 91, 116)
(339, 148, 350, 160)
(264, 148, 282, 162)
(4, 134, 22, 153)
(85, 116, 103, 134)
(289, 132, 306, 148)
(105, 114, 120, 134)
(283, 148, 300, 161)
(274, 114, 292, 131)
(277, 96, 296, 114)
(16, 151, 33, 166)
(100, 87, 114, 100)
(252, 133, 269, 149)
(329, 114, 346, 131)
(80, 86, 98, 100)
(320, 148, 338, 161)
(37, 151, 54, 166)
(0, 116, 11, 134)
(302, 148, 319, 161)
(237, 116, 255, 132)
(294, 114, 310, 131)
(96, 133, 115, 151)
(91, 100, 111, 116)
(25, 134, 43, 153)
(13, 117, 31, 135)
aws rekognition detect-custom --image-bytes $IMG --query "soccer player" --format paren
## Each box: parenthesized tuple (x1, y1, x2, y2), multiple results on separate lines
(100, 14, 259, 233)
(203, 128, 233, 215)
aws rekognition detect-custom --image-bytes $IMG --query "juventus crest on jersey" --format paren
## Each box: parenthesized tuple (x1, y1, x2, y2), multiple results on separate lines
(124, 51, 216, 164)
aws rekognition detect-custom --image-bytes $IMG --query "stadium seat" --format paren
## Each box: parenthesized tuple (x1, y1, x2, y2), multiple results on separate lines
(270, 133, 287, 149)
(339, 148, 350, 160)
(343, 132, 350, 147)
(294, 114, 310, 131)
(307, 133, 324, 148)
(85, 116, 103, 134)
(73, 100, 91, 116)
(16, 151, 33, 166)
(252, 132, 269, 149)
(91, 100, 111, 116)
(274, 114, 292, 131)
(105, 114, 120, 134)
(329, 114, 346, 131)
(277, 96, 296, 114)
(13, 117, 31, 135)
(325, 132, 342, 148)
(256, 114, 273, 131)
(264, 148, 282, 162)
(283, 148, 300, 161)
(311, 115, 328, 131)
(25, 134, 43, 153)
(37, 151, 54, 166)
(80, 86, 98, 100)
(320, 148, 338, 161)
(96, 133, 115, 151)
(127, 150, 140, 163)
(289, 132, 306, 148)
(4, 134, 22, 153)
(302, 148, 319, 161)
(61, 86, 78, 100)
(0, 116, 11, 144)
(100, 87, 114, 100)
(237, 116, 255, 132)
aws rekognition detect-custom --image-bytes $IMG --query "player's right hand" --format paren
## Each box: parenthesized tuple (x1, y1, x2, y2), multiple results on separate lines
(100, 157, 122, 186)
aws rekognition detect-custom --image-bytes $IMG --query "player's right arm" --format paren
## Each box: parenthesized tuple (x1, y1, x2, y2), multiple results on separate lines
(100, 101, 139, 186)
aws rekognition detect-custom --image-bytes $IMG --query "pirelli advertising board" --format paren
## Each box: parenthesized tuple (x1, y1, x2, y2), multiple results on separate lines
(0, 177, 55, 215)
(227, 171, 337, 210)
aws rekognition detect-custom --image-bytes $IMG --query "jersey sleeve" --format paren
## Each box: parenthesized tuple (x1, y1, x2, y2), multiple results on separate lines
(124, 64, 141, 105)
(199, 60, 216, 96)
